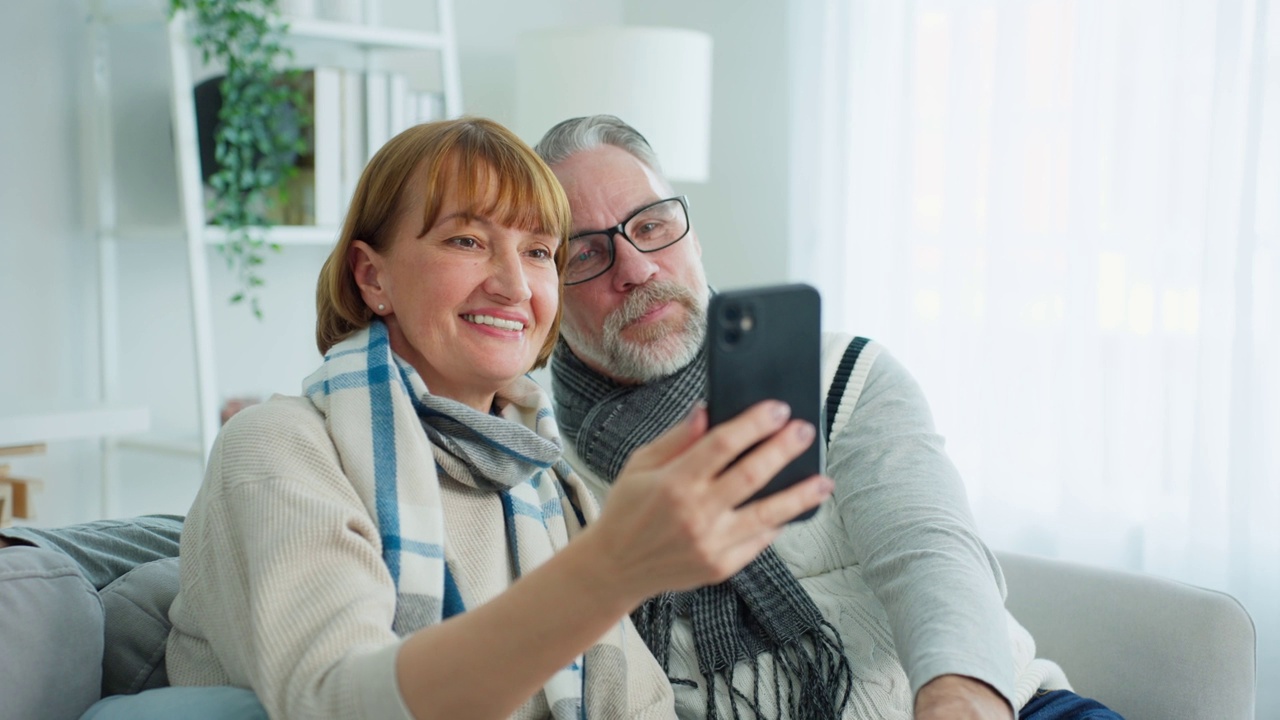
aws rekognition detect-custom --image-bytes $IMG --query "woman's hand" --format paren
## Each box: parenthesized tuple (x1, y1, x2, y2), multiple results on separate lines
(395, 401, 830, 720)
(588, 400, 834, 604)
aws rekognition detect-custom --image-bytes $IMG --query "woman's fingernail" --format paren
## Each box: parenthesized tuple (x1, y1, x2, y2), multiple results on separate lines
(771, 401, 791, 423)
(793, 421, 815, 441)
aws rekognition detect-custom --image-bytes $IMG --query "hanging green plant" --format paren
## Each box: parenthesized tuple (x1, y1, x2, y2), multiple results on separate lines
(169, 0, 310, 319)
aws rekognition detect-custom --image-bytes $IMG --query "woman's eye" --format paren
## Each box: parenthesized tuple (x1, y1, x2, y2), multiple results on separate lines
(450, 236, 479, 249)
(527, 247, 552, 260)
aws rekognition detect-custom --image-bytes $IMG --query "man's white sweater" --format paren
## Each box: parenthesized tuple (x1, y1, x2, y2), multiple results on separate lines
(562, 337, 1068, 719)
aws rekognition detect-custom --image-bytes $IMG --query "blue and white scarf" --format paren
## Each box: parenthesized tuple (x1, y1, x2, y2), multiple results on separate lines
(304, 320, 628, 718)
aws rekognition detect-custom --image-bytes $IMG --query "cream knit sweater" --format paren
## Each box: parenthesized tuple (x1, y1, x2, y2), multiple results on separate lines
(166, 394, 675, 720)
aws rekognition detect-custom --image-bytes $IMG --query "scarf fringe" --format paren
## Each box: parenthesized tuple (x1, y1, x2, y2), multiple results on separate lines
(633, 565, 854, 720)
(699, 619, 853, 720)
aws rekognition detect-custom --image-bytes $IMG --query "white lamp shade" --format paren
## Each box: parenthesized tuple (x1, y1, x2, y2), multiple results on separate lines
(516, 26, 713, 183)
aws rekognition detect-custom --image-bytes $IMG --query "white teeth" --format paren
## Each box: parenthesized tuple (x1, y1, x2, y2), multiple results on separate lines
(463, 314, 524, 331)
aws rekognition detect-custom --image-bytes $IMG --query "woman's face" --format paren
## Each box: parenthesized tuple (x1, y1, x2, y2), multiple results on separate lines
(353, 172, 560, 411)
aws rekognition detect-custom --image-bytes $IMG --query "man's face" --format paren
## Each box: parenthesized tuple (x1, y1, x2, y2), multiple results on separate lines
(552, 145, 710, 383)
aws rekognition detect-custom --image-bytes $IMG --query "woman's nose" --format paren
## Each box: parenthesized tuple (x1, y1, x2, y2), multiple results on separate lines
(483, 251, 532, 303)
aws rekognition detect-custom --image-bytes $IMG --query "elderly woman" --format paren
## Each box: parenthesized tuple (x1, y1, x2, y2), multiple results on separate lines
(149, 118, 833, 720)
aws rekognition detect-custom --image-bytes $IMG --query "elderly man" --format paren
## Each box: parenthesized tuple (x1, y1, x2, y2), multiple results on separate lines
(535, 115, 1120, 720)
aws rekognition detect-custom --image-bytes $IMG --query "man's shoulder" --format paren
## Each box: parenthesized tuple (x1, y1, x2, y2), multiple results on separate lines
(819, 332, 888, 392)
(820, 332, 916, 382)
(820, 331, 878, 360)
(818, 333, 934, 443)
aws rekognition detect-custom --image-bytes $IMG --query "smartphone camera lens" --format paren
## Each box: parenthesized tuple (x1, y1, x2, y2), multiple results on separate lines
(722, 304, 741, 325)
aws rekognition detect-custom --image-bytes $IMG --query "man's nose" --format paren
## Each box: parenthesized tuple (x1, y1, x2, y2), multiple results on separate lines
(609, 235, 660, 291)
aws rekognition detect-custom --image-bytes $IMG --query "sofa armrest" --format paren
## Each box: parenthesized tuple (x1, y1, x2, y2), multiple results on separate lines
(998, 550, 1256, 720)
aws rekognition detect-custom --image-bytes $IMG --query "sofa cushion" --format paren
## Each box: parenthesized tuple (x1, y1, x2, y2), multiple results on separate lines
(100, 556, 180, 696)
(0, 546, 105, 720)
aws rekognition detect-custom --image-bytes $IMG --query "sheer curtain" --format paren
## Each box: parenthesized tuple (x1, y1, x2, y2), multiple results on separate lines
(789, 0, 1278, 710)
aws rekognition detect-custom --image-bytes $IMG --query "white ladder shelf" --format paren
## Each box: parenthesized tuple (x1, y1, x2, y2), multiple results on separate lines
(87, 0, 462, 516)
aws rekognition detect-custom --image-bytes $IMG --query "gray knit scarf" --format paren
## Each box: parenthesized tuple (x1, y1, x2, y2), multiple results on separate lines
(551, 341, 853, 720)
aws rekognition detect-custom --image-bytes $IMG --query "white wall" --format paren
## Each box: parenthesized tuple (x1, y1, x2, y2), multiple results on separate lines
(622, 0, 793, 291)
(0, 0, 785, 525)
(450, 0, 625, 123)
(0, 1, 103, 525)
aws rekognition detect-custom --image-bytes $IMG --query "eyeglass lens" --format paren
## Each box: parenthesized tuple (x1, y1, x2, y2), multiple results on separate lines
(565, 198, 688, 285)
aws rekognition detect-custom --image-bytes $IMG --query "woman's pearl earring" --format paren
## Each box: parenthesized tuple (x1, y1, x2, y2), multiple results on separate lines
(377, 304, 386, 312)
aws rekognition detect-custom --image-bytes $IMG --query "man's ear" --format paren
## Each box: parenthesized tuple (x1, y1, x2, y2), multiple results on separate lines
(349, 240, 389, 314)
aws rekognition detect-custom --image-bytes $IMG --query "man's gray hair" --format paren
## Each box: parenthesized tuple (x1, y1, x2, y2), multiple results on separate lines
(533, 115, 666, 176)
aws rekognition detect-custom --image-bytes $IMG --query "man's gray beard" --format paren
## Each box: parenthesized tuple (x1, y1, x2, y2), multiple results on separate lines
(571, 280, 707, 383)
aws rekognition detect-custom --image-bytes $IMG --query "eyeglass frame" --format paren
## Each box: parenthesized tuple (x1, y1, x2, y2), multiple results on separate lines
(562, 195, 692, 286)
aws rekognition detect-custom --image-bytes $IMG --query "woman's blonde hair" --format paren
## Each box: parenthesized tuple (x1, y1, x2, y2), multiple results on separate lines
(316, 117, 572, 368)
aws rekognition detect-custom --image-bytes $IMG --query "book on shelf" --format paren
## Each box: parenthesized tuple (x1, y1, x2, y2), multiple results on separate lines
(365, 72, 446, 151)
(388, 73, 410, 138)
(413, 90, 447, 125)
(340, 69, 366, 210)
(364, 70, 391, 160)
(311, 67, 343, 227)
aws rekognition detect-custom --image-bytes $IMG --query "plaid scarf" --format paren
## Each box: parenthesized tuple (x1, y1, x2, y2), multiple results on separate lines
(305, 320, 633, 718)
(551, 341, 853, 720)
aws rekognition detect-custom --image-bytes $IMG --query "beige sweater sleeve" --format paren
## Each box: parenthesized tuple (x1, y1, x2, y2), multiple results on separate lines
(167, 396, 414, 720)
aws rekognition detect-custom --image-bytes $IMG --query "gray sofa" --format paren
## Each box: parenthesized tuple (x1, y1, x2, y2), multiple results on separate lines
(0, 529, 1257, 720)
(0, 546, 104, 719)
(0, 546, 178, 720)
(999, 551, 1257, 720)
(0, 516, 182, 720)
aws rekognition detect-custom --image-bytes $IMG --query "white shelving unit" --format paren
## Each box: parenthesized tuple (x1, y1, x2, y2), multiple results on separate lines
(86, 0, 461, 515)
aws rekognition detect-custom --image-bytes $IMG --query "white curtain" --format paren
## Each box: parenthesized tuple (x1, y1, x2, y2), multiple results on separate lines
(789, 0, 1279, 710)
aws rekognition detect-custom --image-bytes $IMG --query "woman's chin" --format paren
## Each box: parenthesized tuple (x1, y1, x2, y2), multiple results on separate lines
(452, 363, 537, 398)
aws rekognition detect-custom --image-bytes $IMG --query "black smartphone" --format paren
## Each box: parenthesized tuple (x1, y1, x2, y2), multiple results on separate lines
(706, 283, 823, 522)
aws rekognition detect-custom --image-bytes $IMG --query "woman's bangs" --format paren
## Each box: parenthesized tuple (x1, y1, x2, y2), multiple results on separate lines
(445, 139, 570, 240)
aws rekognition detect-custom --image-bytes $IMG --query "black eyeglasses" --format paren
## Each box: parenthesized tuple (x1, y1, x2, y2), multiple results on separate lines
(563, 196, 691, 286)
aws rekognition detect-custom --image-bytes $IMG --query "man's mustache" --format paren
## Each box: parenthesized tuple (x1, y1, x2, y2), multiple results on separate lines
(611, 281, 699, 329)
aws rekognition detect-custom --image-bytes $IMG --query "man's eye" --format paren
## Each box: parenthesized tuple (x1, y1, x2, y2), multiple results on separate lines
(635, 221, 661, 236)
(569, 248, 598, 265)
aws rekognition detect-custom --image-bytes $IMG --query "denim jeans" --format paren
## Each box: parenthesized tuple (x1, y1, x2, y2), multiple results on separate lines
(1020, 689, 1126, 719)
